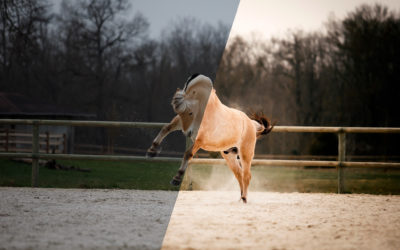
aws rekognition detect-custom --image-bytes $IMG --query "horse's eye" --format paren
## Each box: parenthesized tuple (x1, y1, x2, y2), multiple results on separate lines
(189, 112, 193, 116)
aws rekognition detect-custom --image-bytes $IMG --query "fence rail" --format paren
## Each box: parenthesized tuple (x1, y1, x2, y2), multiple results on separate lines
(1, 119, 400, 192)
(0, 130, 66, 153)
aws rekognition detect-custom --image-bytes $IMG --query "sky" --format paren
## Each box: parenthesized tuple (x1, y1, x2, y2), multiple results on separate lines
(229, 0, 400, 40)
(51, 0, 240, 39)
(131, 0, 240, 39)
(52, 0, 400, 41)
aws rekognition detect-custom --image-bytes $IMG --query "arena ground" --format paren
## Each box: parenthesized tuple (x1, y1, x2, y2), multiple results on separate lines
(1, 188, 399, 250)
(162, 191, 400, 250)
(0, 188, 178, 250)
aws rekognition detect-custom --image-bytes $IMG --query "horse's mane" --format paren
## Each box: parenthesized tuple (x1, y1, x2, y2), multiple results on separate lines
(172, 74, 213, 114)
(184, 73, 201, 91)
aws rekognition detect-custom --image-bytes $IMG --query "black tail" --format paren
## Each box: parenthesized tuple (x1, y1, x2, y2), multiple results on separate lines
(249, 112, 275, 136)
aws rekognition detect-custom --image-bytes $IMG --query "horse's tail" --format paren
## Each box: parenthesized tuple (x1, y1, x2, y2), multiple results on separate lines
(249, 112, 274, 139)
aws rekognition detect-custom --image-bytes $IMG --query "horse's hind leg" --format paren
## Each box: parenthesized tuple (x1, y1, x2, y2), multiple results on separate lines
(239, 145, 255, 203)
(240, 156, 252, 203)
(221, 151, 243, 199)
(147, 115, 181, 157)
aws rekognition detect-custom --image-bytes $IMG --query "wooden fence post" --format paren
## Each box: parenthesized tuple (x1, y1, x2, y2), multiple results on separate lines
(32, 123, 39, 187)
(337, 131, 346, 193)
(63, 133, 67, 154)
(186, 137, 193, 190)
(45, 131, 50, 153)
(5, 128, 9, 152)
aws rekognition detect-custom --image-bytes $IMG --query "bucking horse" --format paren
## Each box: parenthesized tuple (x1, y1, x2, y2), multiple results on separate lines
(147, 74, 273, 203)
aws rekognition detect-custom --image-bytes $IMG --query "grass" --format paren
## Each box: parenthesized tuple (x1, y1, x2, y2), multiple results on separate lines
(187, 164, 400, 194)
(0, 159, 180, 190)
(1, 159, 400, 194)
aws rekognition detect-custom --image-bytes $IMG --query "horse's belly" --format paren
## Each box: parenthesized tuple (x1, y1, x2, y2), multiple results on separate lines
(200, 143, 234, 152)
(197, 123, 241, 151)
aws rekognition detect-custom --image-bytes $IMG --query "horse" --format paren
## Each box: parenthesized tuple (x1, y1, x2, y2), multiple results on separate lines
(146, 74, 273, 203)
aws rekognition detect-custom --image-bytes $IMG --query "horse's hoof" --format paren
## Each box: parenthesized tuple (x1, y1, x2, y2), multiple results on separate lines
(146, 150, 157, 158)
(170, 179, 182, 186)
(241, 197, 247, 203)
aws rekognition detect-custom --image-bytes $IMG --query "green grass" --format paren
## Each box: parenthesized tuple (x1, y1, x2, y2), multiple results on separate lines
(187, 164, 400, 194)
(1, 159, 400, 194)
(0, 159, 180, 190)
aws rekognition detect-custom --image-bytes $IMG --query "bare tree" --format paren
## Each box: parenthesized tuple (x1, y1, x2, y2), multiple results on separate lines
(0, 0, 51, 95)
(56, 0, 149, 151)
(57, 0, 148, 119)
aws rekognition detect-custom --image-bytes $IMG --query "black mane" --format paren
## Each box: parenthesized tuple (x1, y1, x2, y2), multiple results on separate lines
(183, 73, 200, 91)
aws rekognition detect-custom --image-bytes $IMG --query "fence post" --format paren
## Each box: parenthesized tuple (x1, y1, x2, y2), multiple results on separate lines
(186, 137, 193, 190)
(45, 131, 50, 153)
(5, 128, 9, 152)
(337, 131, 346, 193)
(63, 133, 67, 154)
(32, 123, 39, 187)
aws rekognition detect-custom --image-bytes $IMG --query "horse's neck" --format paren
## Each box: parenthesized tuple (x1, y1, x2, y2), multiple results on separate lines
(208, 90, 219, 105)
(208, 89, 227, 111)
(188, 88, 213, 139)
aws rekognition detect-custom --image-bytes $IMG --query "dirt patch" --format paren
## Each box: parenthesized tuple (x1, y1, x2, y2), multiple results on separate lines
(162, 191, 400, 250)
(0, 187, 178, 250)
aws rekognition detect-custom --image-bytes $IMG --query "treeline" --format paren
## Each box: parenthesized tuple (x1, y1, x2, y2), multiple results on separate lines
(0, 0, 229, 153)
(1, 1, 399, 157)
(0, 0, 229, 121)
(216, 4, 400, 156)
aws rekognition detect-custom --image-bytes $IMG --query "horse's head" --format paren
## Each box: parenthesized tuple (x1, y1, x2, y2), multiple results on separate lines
(171, 74, 213, 136)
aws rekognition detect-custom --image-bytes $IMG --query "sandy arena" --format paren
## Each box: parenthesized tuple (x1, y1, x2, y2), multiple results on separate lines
(0, 187, 178, 250)
(162, 191, 400, 250)
(1, 188, 400, 250)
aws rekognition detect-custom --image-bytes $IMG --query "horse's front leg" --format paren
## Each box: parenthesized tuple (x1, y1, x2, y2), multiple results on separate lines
(170, 142, 200, 186)
(146, 115, 181, 157)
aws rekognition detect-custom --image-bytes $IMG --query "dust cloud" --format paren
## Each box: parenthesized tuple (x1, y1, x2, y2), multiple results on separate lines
(190, 164, 300, 193)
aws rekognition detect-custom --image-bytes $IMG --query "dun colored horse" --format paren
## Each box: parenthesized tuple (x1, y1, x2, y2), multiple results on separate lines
(147, 74, 273, 202)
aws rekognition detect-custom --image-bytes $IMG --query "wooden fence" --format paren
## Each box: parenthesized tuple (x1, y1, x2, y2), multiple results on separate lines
(0, 129, 66, 153)
(0, 118, 399, 193)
